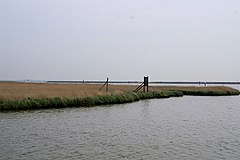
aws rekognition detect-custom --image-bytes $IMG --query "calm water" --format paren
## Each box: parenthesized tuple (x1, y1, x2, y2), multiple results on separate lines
(1, 87, 240, 160)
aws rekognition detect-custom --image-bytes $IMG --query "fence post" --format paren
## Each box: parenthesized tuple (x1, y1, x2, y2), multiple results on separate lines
(144, 76, 149, 93)
(99, 77, 109, 92)
(106, 77, 109, 92)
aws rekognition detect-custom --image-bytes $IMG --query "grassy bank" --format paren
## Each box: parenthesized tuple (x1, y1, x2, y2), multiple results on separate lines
(0, 82, 239, 100)
(0, 91, 183, 110)
(0, 82, 239, 110)
(156, 87, 240, 96)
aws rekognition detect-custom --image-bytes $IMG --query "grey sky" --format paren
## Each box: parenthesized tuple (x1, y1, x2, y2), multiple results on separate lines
(1, 0, 240, 81)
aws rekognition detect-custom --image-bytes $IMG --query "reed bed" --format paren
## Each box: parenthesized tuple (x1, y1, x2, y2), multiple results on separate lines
(0, 82, 239, 110)
(0, 91, 184, 110)
(149, 86, 240, 96)
(0, 82, 239, 100)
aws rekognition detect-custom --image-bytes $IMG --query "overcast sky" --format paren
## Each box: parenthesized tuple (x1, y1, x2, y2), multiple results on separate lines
(1, 0, 240, 81)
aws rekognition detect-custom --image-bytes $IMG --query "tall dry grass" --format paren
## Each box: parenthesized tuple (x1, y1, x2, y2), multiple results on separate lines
(0, 82, 239, 100)
(0, 82, 136, 100)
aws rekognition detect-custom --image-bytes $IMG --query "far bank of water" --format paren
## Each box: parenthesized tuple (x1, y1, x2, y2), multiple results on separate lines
(0, 87, 240, 159)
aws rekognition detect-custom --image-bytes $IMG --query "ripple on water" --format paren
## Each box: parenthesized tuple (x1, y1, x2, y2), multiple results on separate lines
(1, 96, 240, 160)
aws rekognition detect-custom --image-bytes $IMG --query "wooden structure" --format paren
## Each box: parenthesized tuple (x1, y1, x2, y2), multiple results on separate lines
(99, 77, 109, 92)
(134, 76, 149, 93)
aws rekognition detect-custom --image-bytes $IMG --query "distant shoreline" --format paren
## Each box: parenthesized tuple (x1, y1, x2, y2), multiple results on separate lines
(1, 80, 240, 85)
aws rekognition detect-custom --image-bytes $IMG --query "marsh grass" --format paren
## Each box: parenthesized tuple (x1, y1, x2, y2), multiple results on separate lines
(0, 82, 107, 100)
(150, 86, 240, 96)
(0, 82, 239, 110)
(0, 91, 185, 110)
(0, 82, 239, 100)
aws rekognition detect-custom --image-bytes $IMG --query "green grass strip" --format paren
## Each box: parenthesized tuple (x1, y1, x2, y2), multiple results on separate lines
(0, 91, 182, 110)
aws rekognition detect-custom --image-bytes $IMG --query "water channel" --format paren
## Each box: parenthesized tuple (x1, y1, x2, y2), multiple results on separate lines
(1, 87, 240, 160)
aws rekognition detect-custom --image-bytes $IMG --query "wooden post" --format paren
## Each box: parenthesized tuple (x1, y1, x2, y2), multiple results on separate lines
(133, 76, 149, 93)
(144, 76, 149, 93)
(99, 77, 109, 92)
(106, 77, 109, 92)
